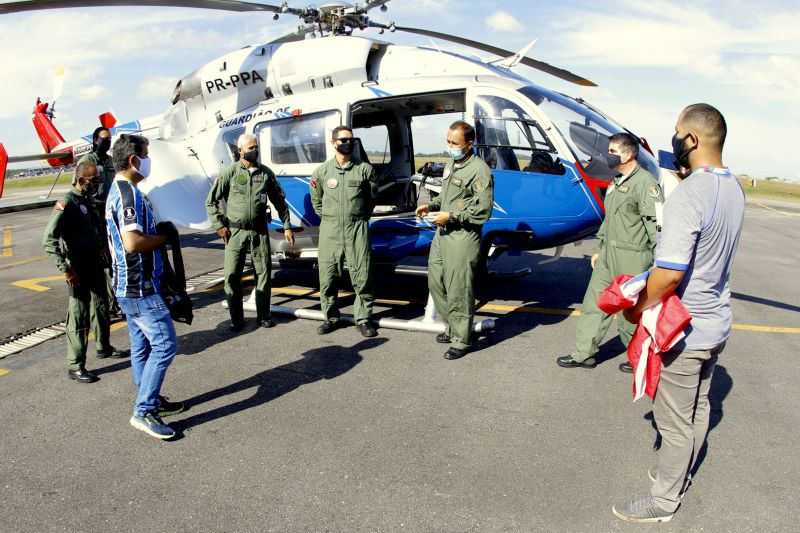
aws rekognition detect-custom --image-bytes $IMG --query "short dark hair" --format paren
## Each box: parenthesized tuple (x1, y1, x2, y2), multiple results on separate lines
(92, 127, 110, 143)
(112, 134, 149, 172)
(682, 103, 727, 149)
(449, 121, 475, 144)
(331, 125, 353, 140)
(74, 161, 96, 181)
(609, 132, 639, 158)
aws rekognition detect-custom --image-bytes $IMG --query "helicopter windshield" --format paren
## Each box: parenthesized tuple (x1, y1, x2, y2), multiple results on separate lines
(518, 86, 659, 180)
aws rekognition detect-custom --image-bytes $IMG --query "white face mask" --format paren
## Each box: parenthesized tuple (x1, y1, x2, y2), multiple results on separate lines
(133, 155, 151, 178)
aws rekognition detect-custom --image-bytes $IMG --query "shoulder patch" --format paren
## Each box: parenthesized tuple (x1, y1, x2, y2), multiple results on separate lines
(55, 201, 65, 211)
(123, 206, 136, 221)
(310, 178, 317, 189)
(649, 184, 661, 198)
(474, 179, 485, 191)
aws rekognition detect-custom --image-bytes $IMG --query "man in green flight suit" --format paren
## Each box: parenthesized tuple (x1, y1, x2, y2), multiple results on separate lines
(77, 126, 122, 321)
(42, 161, 127, 384)
(557, 132, 661, 371)
(310, 126, 379, 338)
(415, 121, 494, 360)
(206, 133, 295, 332)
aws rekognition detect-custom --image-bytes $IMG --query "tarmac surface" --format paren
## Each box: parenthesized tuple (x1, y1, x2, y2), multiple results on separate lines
(0, 198, 798, 532)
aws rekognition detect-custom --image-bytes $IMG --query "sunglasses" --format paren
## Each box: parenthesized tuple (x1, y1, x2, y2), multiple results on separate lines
(335, 138, 354, 144)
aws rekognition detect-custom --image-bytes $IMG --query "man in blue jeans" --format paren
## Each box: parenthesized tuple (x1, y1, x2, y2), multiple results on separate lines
(106, 134, 184, 440)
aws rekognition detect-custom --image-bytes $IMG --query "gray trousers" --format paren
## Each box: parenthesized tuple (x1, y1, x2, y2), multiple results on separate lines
(650, 342, 726, 512)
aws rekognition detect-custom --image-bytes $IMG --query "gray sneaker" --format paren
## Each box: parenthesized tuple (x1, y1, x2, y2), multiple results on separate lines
(612, 495, 674, 523)
(130, 412, 176, 440)
(648, 466, 691, 497)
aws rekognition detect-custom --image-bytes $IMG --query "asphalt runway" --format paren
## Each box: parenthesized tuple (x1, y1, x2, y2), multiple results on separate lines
(0, 199, 798, 531)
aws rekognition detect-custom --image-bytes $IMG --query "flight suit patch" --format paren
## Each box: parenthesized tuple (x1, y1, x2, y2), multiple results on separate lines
(55, 201, 65, 211)
(348, 180, 360, 187)
(236, 175, 248, 186)
(649, 184, 661, 198)
(79, 204, 88, 215)
(617, 186, 629, 193)
(310, 178, 317, 188)
(452, 178, 463, 187)
(474, 179, 485, 191)
(253, 175, 264, 183)
(458, 200, 466, 210)
(326, 178, 339, 189)
(443, 168, 451, 180)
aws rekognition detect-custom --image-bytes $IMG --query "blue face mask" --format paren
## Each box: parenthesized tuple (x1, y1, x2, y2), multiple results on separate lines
(446, 145, 466, 160)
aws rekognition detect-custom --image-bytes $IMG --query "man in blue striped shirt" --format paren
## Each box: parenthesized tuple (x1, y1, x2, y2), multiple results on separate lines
(106, 134, 184, 440)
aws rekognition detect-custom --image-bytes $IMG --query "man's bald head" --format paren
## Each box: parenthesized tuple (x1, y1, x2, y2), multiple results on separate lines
(679, 103, 727, 150)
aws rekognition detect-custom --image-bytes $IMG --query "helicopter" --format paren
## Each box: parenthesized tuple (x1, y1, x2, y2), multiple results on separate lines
(0, 1, 671, 330)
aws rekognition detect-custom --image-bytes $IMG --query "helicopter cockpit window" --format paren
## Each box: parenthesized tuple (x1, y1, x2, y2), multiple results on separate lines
(473, 95, 562, 174)
(254, 111, 339, 166)
(518, 85, 660, 180)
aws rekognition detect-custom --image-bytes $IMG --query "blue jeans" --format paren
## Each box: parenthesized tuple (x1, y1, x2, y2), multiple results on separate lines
(117, 294, 178, 417)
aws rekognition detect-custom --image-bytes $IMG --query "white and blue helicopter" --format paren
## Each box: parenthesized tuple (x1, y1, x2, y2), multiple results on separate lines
(0, 0, 674, 330)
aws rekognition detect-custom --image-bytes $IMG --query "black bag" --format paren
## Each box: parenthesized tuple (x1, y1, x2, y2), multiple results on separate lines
(157, 222, 194, 325)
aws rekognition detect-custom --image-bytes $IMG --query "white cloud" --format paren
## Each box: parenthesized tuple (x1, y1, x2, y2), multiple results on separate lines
(138, 76, 179, 101)
(76, 84, 106, 102)
(486, 11, 523, 33)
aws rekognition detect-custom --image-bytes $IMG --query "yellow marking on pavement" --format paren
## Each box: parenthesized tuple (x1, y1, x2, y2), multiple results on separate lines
(755, 202, 792, 217)
(732, 323, 800, 334)
(2, 227, 12, 257)
(0, 368, 10, 377)
(11, 275, 63, 292)
(197, 281, 799, 334)
(0, 255, 47, 270)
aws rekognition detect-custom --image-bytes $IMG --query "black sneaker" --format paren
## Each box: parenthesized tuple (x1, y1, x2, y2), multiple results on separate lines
(96, 346, 128, 359)
(556, 355, 597, 369)
(619, 361, 634, 373)
(357, 323, 377, 337)
(435, 332, 451, 344)
(130, 411, 176, 440)
(155, 395, 185, 417)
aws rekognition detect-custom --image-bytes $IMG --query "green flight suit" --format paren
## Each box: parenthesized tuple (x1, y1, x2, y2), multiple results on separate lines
(206, 161, 292, 324)
(78, 151, 119, 327)
(310, 158, 379, 325)
(571, 164, 661, 363)
(427, 154, 494, 350)
(42, 188, 111, 371)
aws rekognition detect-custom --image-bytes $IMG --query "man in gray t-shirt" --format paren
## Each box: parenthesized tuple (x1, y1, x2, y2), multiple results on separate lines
(613, 104, 745, 524)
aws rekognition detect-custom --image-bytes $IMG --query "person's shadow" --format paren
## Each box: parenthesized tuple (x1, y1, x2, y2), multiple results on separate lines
(645, 363, 733, 477)
(171, 337, 384, 432)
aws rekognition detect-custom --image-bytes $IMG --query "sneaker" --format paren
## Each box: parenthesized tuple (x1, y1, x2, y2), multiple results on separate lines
(612, 495, 674, 523)
(130, 411, 176, 440)
(648, 466, 691, 497)
(154, 395, 185, 417)
(619, 361, 634, 373)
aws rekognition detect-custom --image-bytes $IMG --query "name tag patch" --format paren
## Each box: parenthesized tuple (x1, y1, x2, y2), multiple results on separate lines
(452, 178, 463, 187)
(618, 186, 629, 193)
(348, 179, 360, 187)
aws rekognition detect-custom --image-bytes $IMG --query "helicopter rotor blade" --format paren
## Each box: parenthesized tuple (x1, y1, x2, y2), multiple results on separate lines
(268, 26, 314, 44)
(387, 24, 596, 87)
(52, 65, 65, 103)
(0, 0, 302, 15)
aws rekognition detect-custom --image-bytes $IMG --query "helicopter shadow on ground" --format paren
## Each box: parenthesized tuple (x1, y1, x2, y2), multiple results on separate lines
(170, 337, 385, 432)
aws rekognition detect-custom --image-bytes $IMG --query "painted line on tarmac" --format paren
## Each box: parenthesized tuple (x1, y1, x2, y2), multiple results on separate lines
(754, 202, 793, 217)
(11, 275, 63, 291)
(0, 368, 10, 377)
(732, 323, 800, 334)
(2, 227, 12, 257)
(0, 255, 47, 270)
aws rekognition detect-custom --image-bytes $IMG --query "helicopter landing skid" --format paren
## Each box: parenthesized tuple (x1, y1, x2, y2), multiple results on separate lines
(229, 291, 496, 334)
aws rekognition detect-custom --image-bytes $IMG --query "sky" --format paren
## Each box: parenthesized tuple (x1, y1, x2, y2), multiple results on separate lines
(0, 0, 798, 180)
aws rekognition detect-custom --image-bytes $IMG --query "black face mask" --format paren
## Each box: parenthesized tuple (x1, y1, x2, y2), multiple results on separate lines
(95, 137, 111, 155)
(242, 149, 259, 163)
(335, 141, 354, 155)
(81, 180, 99, 197)
(671, 133, 696, 169)
(606, 153, 622, 170)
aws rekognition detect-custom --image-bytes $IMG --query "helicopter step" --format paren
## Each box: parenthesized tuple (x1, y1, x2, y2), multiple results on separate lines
(225, 291, 495, 334)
